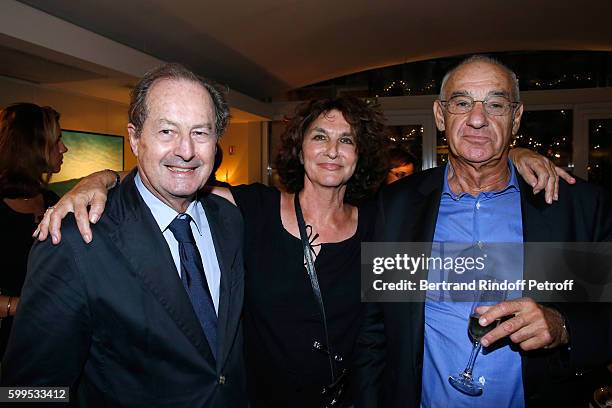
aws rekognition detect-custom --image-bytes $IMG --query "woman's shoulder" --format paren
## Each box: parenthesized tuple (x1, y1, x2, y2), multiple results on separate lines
(230, 183, 281, 215)
(231, 183, 279, 201)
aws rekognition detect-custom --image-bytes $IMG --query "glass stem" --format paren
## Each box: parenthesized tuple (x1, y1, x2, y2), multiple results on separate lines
(463, 341, 482, 377)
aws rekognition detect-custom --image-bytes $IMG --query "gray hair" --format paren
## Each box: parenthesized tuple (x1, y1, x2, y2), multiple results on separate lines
(129, 63, 230, 138)
(439, 55, 520, 102)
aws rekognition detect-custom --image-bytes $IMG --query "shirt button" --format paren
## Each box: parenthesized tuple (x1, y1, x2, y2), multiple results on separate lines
(477, 241, 484, 249)
(218, 375, 226, 384)
(476, 201, 481, 210)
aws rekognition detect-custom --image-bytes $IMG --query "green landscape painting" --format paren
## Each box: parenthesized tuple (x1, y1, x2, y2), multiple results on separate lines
(49, 130, 124, 196)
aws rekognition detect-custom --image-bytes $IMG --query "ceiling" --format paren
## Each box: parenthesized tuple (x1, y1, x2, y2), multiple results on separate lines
(16, 0, 612, 100)
(0, 32, 266, 123)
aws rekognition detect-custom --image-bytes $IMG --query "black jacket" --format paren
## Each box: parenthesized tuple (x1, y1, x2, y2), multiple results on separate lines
(2, 171, 248, 407)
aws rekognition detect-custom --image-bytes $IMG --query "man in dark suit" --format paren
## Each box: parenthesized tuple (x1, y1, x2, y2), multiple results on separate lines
(2, 63, 247, 407)
(356, 56, 612, 407)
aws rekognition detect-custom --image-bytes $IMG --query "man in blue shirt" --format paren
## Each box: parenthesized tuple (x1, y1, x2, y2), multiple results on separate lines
(357, 55, 612, 407)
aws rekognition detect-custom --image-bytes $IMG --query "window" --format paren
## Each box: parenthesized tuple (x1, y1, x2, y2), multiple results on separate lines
(588, 119, 612, 193)
(513, 110, 573, 169)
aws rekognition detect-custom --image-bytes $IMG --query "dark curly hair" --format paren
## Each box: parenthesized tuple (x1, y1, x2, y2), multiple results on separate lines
(275, 96, 388, 204)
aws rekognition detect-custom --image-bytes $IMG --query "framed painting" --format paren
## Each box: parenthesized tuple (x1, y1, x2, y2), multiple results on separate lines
(49, 130, 124, 196)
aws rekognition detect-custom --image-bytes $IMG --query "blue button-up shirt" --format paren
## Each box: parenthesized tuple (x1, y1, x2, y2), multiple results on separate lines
(421, 162, 525, 407)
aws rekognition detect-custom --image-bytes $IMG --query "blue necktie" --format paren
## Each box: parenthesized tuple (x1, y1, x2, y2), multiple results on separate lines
(168, 215, 218, 359)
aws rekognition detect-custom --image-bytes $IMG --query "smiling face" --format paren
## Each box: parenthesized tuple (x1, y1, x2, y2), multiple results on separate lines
(434, 61, 523, 166)
(301, 109, 358, 190)
(128, 78, 217, 212)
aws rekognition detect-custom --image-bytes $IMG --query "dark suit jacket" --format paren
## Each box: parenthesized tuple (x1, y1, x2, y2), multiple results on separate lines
(1, 172, 247, 407)
(355, 166, 612, 408)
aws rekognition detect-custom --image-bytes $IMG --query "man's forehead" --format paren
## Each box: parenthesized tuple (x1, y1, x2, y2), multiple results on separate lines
(146, 78, 214, 116)
(449, 89, 511, 98)
(446, 62, 513, 95)
(148, 78, 209, 99)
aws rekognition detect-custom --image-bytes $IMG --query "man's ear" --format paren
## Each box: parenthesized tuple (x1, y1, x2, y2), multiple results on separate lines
(433, 100, 446, 132)
(127, 124, 139, 157)
(511, 103, 524, 135)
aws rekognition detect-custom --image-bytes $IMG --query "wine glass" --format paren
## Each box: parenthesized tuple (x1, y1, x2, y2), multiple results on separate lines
(448, 285, 507, 396)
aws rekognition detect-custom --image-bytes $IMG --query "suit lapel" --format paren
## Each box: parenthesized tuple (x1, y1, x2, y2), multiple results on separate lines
(108, 173, 215, 363)
(200, 194, 236, 372)
(412, 169, 444, 361)
(385, 168, 445, 379)
(414, 169, 444, 243)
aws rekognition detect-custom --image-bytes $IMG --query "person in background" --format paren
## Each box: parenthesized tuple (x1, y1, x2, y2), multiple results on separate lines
(386, 148, 419, 184)
(0, 102, 67, 359)
(34, 97, 570, 407)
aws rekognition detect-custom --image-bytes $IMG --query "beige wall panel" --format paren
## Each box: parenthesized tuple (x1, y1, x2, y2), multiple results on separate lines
(247, 122, 262, 184)
(218, 123, 249, 185)
(0, 78, 37, 105)
(218, 122, 265, 186)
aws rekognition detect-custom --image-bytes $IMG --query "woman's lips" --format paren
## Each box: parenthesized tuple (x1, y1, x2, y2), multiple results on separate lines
(318, 163, 342, 170)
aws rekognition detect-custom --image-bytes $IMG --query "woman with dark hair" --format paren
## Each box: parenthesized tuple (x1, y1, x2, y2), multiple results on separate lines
(34, 96, 567, 407)
(0, 102, 67, 358)
(231, 97, 388, 406)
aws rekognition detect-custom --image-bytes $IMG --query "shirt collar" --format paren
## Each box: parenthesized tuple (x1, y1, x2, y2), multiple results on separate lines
(134, 172, 203, 236)
(442, 159, 520, 200)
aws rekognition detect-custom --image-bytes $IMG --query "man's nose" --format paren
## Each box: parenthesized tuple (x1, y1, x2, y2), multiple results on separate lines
(466, 101, 488, 129)
(175, 133, 195, 160)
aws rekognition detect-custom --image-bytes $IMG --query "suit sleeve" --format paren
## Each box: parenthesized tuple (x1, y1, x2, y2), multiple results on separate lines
(1, 236, 91, 387)
(353, 192, 387, 408)
(555, 185, 612, 368)
(353, 302, 386, 408)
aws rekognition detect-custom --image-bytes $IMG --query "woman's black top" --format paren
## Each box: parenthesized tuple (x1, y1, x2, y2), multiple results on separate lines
(0, 190, 59, 358)
(231, 183, 375, 408)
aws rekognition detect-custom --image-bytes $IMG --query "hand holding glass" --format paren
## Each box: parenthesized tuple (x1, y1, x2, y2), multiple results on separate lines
(448, 286, 508, 396)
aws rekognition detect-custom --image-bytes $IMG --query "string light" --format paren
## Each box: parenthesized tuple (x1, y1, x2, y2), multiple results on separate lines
(381, 79, 437, 96)
(529, 73, 594, 89)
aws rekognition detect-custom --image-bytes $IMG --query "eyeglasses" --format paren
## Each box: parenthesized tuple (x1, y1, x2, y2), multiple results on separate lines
(440, 95, 520, 116)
